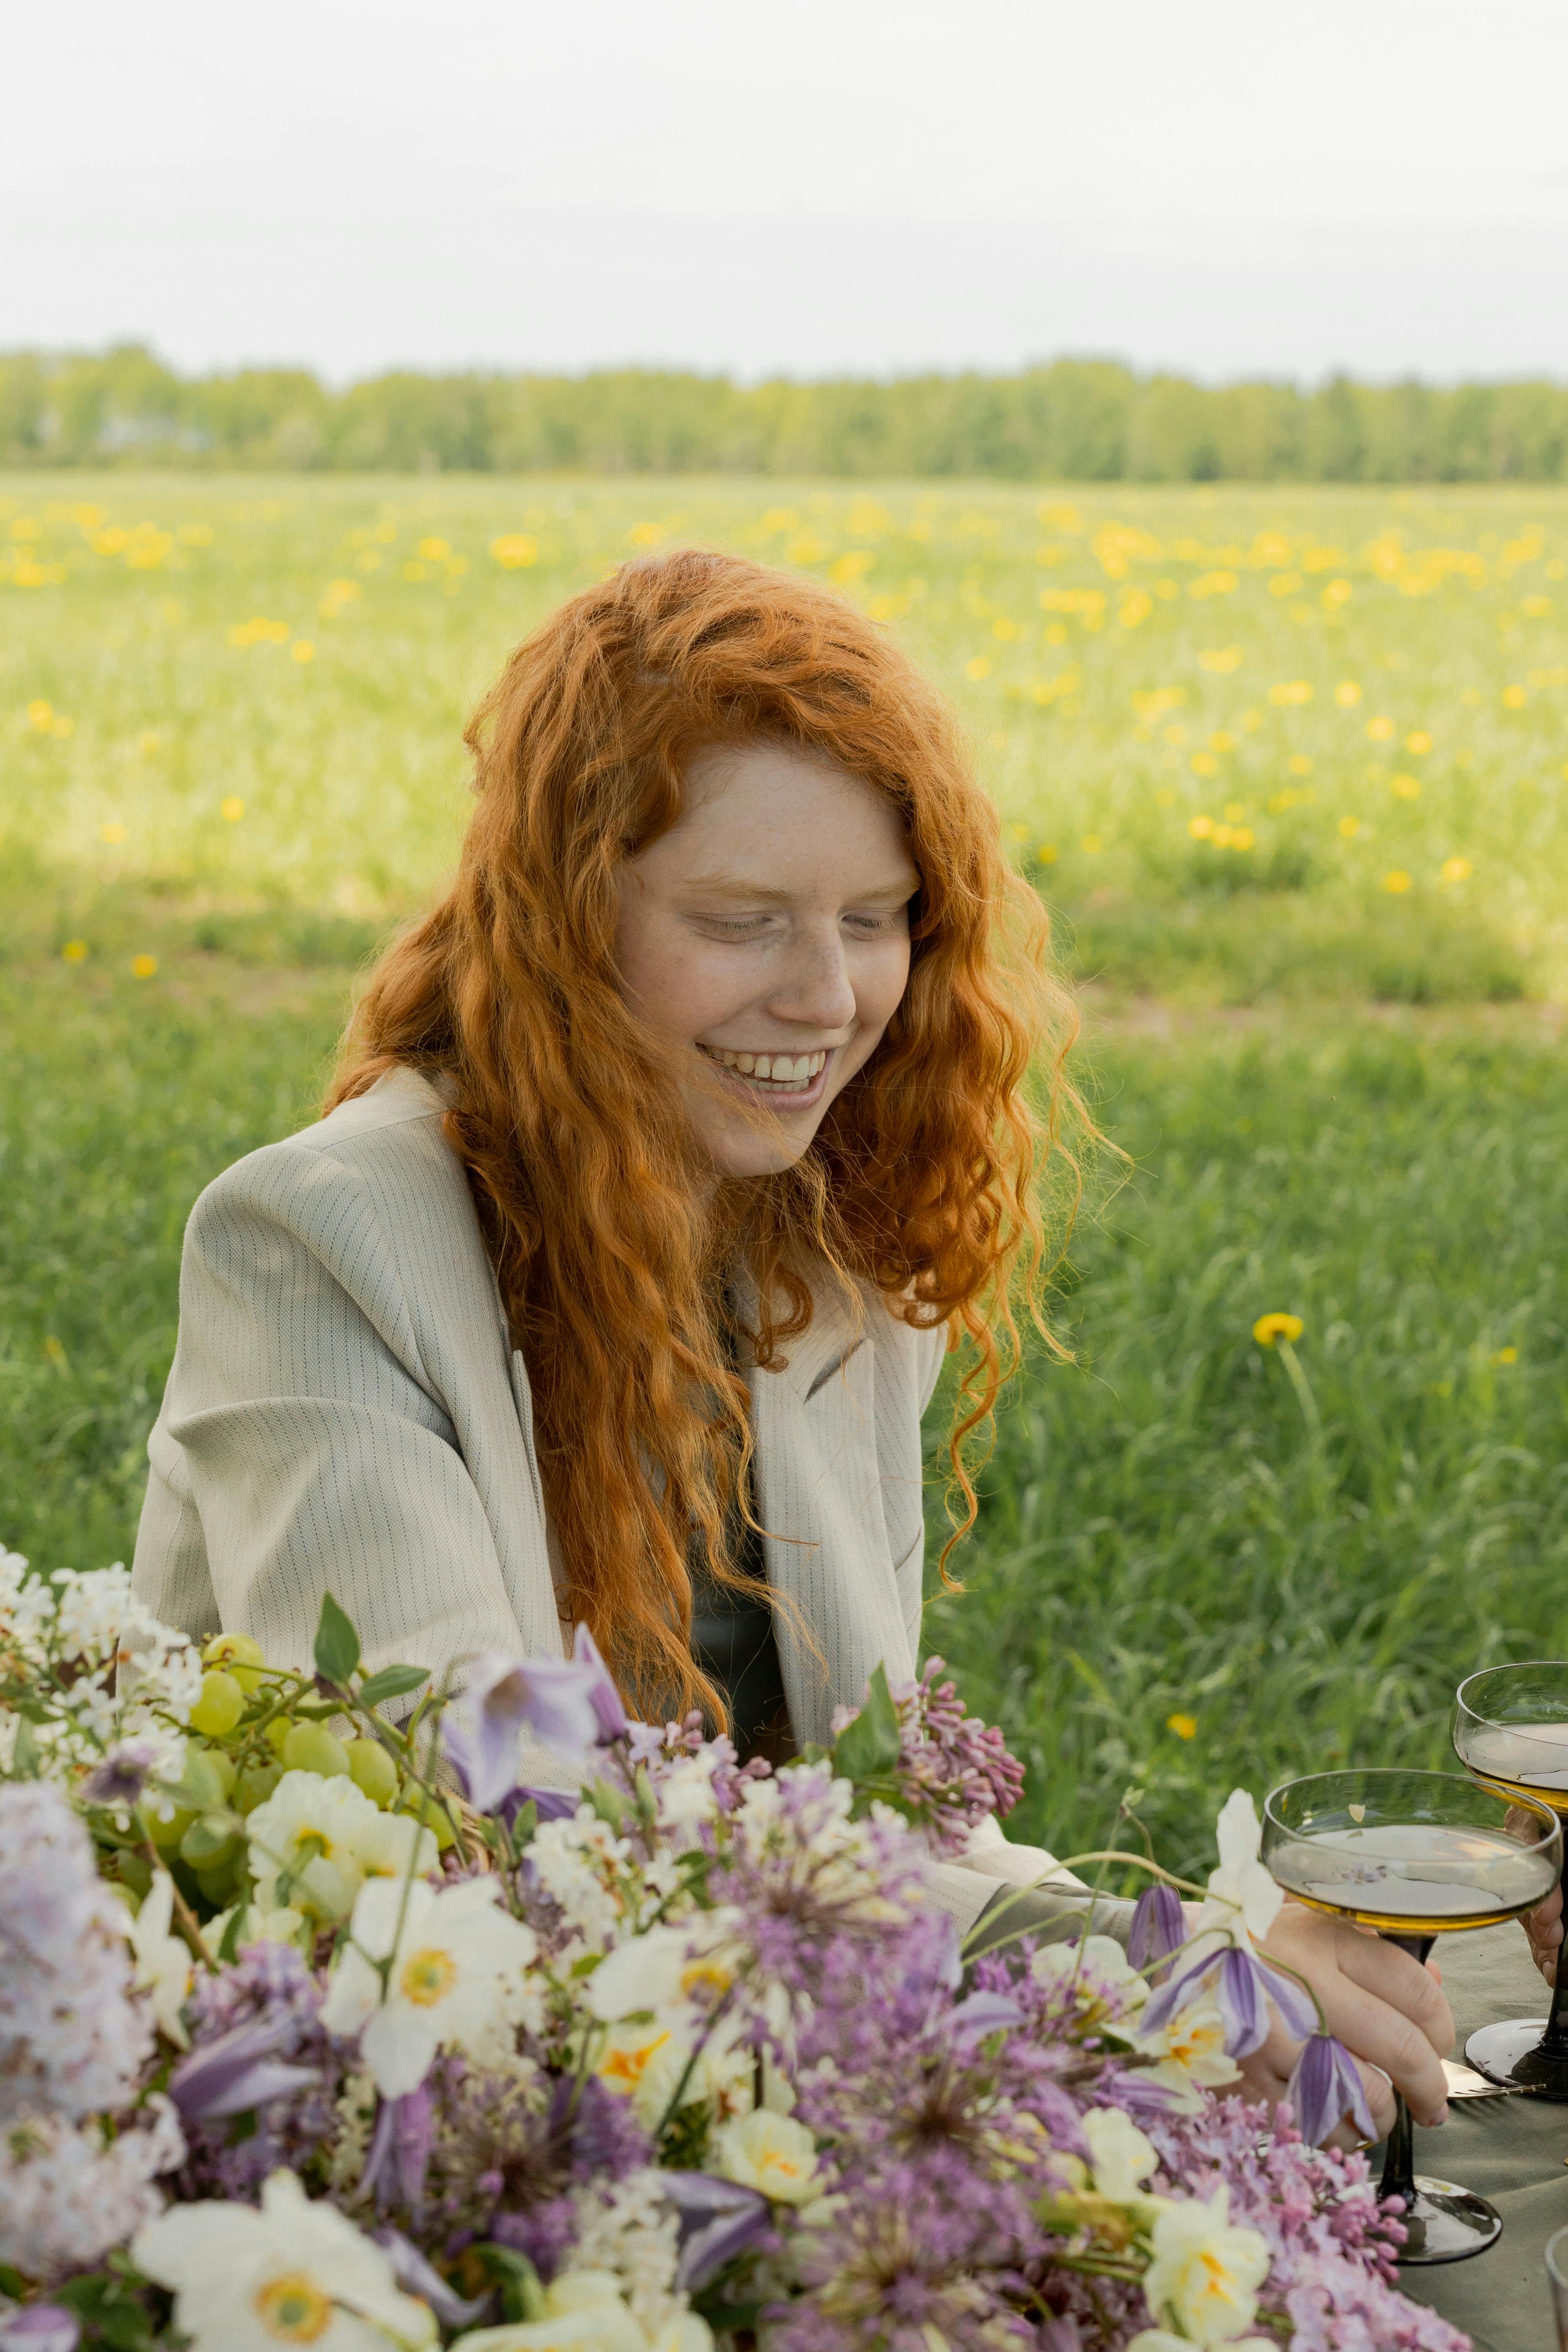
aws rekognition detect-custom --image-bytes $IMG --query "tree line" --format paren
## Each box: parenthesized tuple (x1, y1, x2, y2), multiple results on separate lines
(4, 344, 1568, 481)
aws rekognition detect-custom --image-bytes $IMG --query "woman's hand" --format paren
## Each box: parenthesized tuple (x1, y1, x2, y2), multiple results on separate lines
(1521, 1878, 1563, 1987)
(1240, 1902, 1453, 2135)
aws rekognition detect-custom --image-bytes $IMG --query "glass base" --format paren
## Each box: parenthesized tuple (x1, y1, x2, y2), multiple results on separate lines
(1465, 2019, 1568, 2101)
(1389, 2177, 1504, 2264)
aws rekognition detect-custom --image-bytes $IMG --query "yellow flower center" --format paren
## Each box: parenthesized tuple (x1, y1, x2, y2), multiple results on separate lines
(399, 1945, 458, 2006)
(599, 2030, 671, 2089)
(255, 2272, 335, 2342)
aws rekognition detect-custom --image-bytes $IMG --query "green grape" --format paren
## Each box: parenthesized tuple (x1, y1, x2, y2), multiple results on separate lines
(115, 1851, 154, 1900)
(202, 1630, 266, 1693)
(398, 1785, 458, 1852)
(141, 1799, 193, 1851)
(200, 1747, 237, 1802)
(196, 1862, 240, 1909)
(281, 1721, 352, 1780)
(189, 1670, 245, 1738)
(344, 1739, 399, 1808)
(234, 1761, 284, 1815)
(181, 1752, 229, 1813)
(180, 1815, 240, 1871)
(263, 1717, 292, 1757)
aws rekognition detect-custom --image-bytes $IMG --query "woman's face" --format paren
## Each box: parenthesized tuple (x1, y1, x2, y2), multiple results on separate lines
(615, 739, 921, 1179)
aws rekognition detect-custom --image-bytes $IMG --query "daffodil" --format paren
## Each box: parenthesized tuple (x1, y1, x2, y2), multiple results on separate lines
(321, 1874, 538, 2098)
(1141, 2188, 1270, 2346)
(124, 1868, 193, 2047)
(711, 2108, 820, 2205)
(133, 2167, 438, 2352)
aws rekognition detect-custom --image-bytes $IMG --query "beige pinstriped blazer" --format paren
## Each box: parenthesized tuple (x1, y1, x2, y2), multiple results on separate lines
(131, 1068, 1078, 1930)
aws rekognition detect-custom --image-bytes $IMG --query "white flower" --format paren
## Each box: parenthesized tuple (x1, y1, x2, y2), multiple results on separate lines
(449, 2269, 650, 2352)
(245, 1770, 437, 1921)
(125, 1870, 194, 2048)
(1081, 2106, 1158, 2206)
(0, 2096, 184, 2284)
(320, 1873, 538, 2097)
(1130, 2336, 1274, 2352)
(712, 2109, 820, 2205)
(1127, 2001, 1241, 2109)
(586, 1926, 692, 2023)
(1032, 1933, 1149, 2022)
(203, 1900, 309, 1956)
(530, 1811, 638, 1949)
(133, 2167, 438, 2351)
(1193, 1791, 1281, 1950)
(567, 2173, 693, 2342)
(652, 1752, 723, 1841)
(1141, 2188, 1270, 2347)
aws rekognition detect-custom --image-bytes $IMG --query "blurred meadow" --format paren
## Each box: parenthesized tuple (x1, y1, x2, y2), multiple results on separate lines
(3, 469, 1568, 1872)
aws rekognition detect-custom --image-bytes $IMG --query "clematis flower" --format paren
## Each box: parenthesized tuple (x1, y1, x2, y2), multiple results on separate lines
(320, 1874, 538, 2098)
(1128, 1883, 1185, 1973)
(132, 2167, 439, 2352)
(573, 1623, 629, 1744)
(661, 2171, 771, 2291)
(1141, 2187, 1270, 2347)
(1143, 1942, 1316, 2057)
(125, 1870, 193, 2048)
(443, 1648, 612, 1809)
(170, 2015, 318, 2122)
(1288, 2033, 1376, 2147)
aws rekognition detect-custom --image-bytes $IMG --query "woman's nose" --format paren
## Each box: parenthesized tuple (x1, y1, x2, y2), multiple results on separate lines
(769, 928, 857, 1032)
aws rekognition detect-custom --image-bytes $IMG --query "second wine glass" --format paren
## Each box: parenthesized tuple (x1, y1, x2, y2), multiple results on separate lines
(1453, 1662, 1568, 2096)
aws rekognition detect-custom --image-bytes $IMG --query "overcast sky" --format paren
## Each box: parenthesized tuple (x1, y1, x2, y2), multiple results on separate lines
(9, 0, 1568, 383)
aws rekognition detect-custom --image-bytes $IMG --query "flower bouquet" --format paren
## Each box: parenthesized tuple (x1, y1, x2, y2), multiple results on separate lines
(0, 1544, 1466, 2352)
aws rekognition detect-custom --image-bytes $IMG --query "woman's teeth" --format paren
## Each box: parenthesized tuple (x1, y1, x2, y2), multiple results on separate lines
(704, 1046, 828, 1088)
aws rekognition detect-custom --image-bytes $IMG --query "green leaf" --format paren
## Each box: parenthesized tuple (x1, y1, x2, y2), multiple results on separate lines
(469, 2244, 545, 2323)
(358, 1663, 430, 1709)
(10, 1715, 40, 1776)
(831, 1662, 901, 1784)
(313, 1591, 361, 1685)
(218, 1904, 245, 1963)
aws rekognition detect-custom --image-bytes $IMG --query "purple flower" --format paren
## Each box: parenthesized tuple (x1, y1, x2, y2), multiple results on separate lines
(662, 2171, 772, 2289)
(1128, 1882, 1185, 1972)
(1141, 1940, 1317, 2052)
(573, 1623, 628, 1744)
(1289, 2034, 1376, 2147)
(0, 2310, 80, 2352)
(363, 2084, 436, 2218)
(169, 2018, 319, 2121)
(443, 1648, 615, 1807)
(374, 2229, 490, 2329)
(80, 1739, 162, 1810)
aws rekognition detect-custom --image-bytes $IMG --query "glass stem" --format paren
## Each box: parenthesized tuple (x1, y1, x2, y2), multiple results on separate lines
(1541, 1844, 1568, 2056)
(1377, 1932, 1434, 2207)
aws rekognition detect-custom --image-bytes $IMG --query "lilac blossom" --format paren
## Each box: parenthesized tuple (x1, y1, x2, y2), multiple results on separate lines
(0, 2097, 184, 2284)
(0, 1781, 153, 2123)
(0, 2307, 81, 2352)
(830, 1657, 1025, 1858)
(1289, 2034, 1377, 2148)
(176, 1940, 342, 2200)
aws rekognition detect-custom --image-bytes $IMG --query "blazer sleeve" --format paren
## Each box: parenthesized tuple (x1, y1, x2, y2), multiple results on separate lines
(131, 1140, 529, 1684)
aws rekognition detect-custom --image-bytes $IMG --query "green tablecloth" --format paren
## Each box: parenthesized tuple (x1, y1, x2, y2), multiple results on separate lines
(1392, 1923, 1568, 2348)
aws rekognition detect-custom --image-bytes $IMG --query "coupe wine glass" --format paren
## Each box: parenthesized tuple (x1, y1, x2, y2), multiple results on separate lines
(1262, 1767, 1561, 2264)
(1453, 1662, 1568, 2096)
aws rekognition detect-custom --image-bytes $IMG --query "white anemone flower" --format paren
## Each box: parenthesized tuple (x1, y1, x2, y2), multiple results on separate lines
(1032, 1932, 1149, 2025)
(320, 1874, 538, 2098)
(132, 2166, 438, 2351)
(125, 1869, 193, 2048)
(1141, 2187, 1271, 2347)
(245, 1771, 437, 1922)
(1192, 1790, 1282, 1950)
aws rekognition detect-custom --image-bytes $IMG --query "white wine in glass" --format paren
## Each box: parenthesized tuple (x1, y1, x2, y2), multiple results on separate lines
(1263, 1768, 1560, 2265)
(1453, 1663, 1568, 2097)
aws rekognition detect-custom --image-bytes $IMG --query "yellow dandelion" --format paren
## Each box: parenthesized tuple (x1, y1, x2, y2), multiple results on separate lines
(130, 954, 158, 979)
(1390, 774, 1421, 800)
(1502, 684, 1528, 709)
(26, 699, 53, 730)
(61, 939, 88, 963)
(50, 714, 75, 738)
(1440, 856, 1472, 882)
(1405, 730, 1433, 754)
(490, 533, 538, 568)
(1287, 754, 1313, 776)
(1253, 1313, 1304, 1346)
(220, 796, 245, 823)
(1338, 815, 1361, 838)
(1231, 826, 1255, 850)
(1188, 815, 1214, 839)
(1334, 681, 1362, 706)
(1037, 842, 1058, 865)
(1322, 578, 1353, 606)
(1166, 1714, 1198, 1740)
(1208, 730, 1235, 753)
(1190, 751, 1218, 777)
(1495, 1346, 1519, 1365)
(1382, 870, 1413, 894)
(965, 656, 992, 681)
(1198, 646, 1242, 672)
(1366, 716, 1396, 741)
(290, 640, 315, 663)
(1268, 680, 1313, 706)
(1223, 802, 1245, 822)
(100, 821, 127, 845)
(417, 537, 450, 562)
(1080, 834, 1103, 855)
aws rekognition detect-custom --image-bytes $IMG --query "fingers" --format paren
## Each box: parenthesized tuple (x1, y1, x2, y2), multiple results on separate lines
(1308, 1971, 1449, 2127)
(1328, 1925, 1454, 2058)
(1521, 1909, 1559, 1987)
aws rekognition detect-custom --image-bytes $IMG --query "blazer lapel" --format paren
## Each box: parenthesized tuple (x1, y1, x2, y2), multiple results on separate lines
(742, 1278, 916, 1749)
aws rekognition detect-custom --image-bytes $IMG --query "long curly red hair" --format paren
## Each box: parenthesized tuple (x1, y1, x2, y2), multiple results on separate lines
(328, 548, 1080, 1719)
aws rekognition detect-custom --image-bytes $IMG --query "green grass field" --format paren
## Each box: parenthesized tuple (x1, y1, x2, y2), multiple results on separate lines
(3, 472, 1567, 1875)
